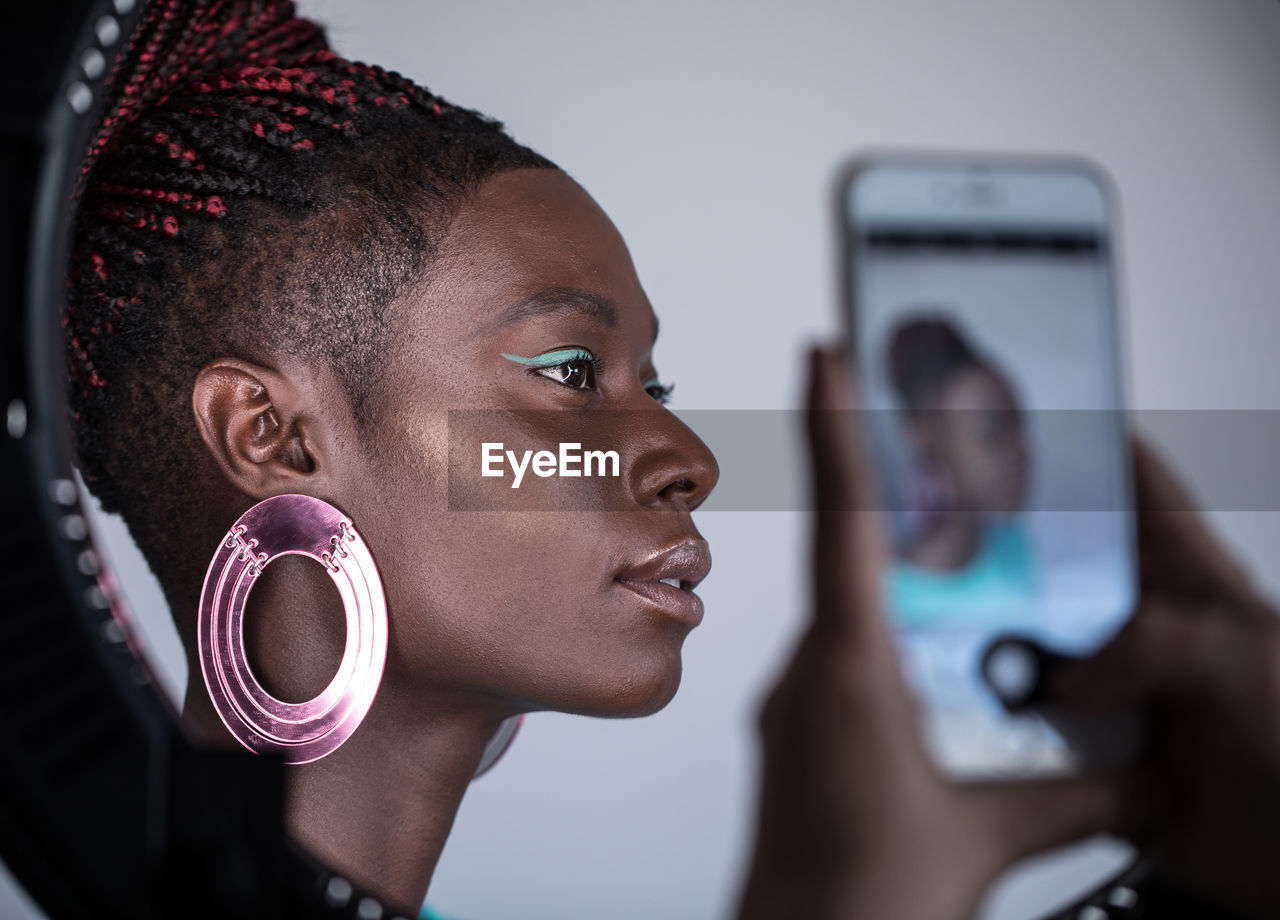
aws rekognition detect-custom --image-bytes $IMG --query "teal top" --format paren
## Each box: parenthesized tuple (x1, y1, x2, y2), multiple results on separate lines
(420, 905, 456, 920)
(888, 521, 1038, 629)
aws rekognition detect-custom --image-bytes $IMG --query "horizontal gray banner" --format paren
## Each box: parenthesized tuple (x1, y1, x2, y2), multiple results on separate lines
(446, 409, 1280, 512)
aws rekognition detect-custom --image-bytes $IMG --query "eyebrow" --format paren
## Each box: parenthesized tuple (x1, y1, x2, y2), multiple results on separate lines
(493, 286, 660, 345)
(496, 286, 618, 328)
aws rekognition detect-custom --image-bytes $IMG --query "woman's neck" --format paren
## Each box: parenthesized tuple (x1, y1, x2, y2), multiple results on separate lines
(282, 690, 498, 914)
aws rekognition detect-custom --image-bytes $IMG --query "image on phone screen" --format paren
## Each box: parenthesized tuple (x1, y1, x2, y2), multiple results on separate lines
(844, 160, 1137, 777)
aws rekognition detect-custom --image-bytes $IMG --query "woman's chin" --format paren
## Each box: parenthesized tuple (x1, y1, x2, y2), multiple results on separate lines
(615, 671, 683, 718)
(566, 657, 685, 719)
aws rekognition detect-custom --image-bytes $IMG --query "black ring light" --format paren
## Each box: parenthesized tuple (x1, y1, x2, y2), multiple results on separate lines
(0, 1, 1256, 918)
(0, 2, 421, 917)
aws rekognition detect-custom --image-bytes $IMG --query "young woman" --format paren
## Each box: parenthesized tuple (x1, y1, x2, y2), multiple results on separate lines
(68, 1, 722, 908)
(64, 1, 1280, 918)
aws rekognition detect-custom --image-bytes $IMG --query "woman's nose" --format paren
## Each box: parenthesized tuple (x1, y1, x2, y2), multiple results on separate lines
(625, 411, 719, 511)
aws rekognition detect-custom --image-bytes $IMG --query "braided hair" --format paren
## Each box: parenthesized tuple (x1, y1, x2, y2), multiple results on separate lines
(65, 0, 554, 586)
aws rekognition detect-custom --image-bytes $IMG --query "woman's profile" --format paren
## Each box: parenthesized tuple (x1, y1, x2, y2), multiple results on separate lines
(66, 1, 717, 912)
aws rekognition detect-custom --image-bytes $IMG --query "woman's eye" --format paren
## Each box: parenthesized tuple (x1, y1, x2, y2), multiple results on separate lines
(501, 348, 602, 392)
(535, 359, 595, 390)
(644, 379, 674, 405)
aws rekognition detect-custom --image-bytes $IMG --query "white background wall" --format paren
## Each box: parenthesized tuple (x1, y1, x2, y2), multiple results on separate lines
(5, 2, 1280, 919)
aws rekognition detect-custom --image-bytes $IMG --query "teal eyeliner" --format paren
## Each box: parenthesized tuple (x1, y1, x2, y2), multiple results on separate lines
(500, 348, 593, 367)
(502, 349, 672, 403)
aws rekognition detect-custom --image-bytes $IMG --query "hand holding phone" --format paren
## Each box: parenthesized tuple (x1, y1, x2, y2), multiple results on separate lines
(736, 347, 1129, 920)
(1051, 442, 1280, 919)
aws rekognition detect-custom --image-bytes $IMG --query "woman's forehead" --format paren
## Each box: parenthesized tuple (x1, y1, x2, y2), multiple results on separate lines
(443, 169, 627, 274)
(402, 168, 658, 344)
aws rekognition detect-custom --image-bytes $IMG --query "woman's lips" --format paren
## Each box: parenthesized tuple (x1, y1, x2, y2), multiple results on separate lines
(614, 539, 711, 627)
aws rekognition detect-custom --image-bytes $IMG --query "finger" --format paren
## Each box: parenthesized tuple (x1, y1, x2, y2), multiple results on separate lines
(1051, 594, 1239, 708)
(805, 344, 889, 642)
(1132, 437, 1199, 514)
(967, 770, 1145, 864)
(1132, 437, 1257, 605)
(806, 345, 880, 520)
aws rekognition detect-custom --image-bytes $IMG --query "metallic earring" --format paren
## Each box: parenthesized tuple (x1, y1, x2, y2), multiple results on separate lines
(198, 493, 388, 765)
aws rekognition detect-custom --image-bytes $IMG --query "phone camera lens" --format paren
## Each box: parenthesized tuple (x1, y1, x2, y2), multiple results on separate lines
(982, 638, 1039, 708)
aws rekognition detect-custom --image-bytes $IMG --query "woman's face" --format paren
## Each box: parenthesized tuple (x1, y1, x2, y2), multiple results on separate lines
(332, 168, 718, 720)
(927, 365, 1028, 514)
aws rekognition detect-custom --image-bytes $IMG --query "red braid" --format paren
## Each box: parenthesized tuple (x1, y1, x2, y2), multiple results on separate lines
(67, 0, 456, 399)
(82, 0, 320, 180)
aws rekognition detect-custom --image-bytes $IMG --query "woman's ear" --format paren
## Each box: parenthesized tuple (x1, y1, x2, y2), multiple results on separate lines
(191, 356, 324, 499)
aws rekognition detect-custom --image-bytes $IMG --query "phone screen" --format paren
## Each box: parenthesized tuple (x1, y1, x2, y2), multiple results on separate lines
(845, 163, 1136, 776)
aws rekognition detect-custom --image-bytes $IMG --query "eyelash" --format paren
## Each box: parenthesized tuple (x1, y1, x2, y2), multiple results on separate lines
(644, 380, 675, 406)
(513, 348, 674, 405)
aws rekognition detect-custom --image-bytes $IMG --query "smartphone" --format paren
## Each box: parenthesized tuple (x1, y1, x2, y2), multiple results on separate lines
(837, 153, 1137, 778)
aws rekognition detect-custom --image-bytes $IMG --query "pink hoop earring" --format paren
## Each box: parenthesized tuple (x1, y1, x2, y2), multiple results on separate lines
(198, 493, 388, 765)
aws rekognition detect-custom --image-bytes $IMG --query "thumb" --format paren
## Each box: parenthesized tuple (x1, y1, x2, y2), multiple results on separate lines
(1133, 438, 1257, 606)
(1051, 596, 1237, 709)
(805, 343, 891, 644)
